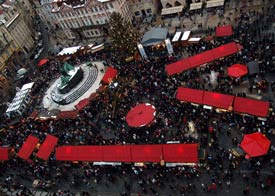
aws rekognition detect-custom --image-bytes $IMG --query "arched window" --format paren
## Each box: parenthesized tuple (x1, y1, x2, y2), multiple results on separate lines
(166, 3, 172, 8)
(174, 1, 182, 6)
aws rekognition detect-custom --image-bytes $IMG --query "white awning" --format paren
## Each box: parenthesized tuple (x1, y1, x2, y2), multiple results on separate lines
(188, 37, 201, 42)
(172, 32, 182, 42)
(21, 82, 34, 91)
(190, 2, 203, 11)
(181, 31, 191, 41)
(161, 6, 183, 15)
(206, 0, 225, 8)
(58, 46, 81, 56)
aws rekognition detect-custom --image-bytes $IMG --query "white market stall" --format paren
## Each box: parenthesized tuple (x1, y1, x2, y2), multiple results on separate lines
(6, 82, 34, 118)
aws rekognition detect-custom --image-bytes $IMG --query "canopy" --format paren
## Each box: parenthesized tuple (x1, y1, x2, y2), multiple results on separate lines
(206, 0, 225, 8)
(216, 25, 233, 37)
(0, 147, 9, 161)
(102, 146, 132, 162)
(188, 50, 215, 67)
(17, 68, 27, 75)
(203, 91, 234, 109)
(166, 58, 193, 75)
(176, 87, 204, 104)
(240, 132, 271, 157)
(56, 146, 103, 161)
(190, 2, 203, 11)
(181, 31, 191, 41)
(17, 135, 39, 160)
(131, 145, 163, 162)
(55, 144, 199, 163)
(126, 103, 156, 127)
(166, 42, 239, 75)
(211, 42, 238, 59)
(161, 6, 183, 15)
(36, 135, 59, 160)
(227, 64, 248, 78)
(172, 32, 182, 42)
(37, 58, 49, 67)
(58, 46, 81, 56)
(246, 61, 259, 75)
(141, 28, 168, 46)
(75, 98, 90, 111)
(163, 144, 198, 163)
(101, 67, 118, 84)
(57, 110, 78, 119)
(234, 97, 269, 117)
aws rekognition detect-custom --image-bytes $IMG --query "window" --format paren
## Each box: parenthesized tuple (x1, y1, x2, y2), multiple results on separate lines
(135, 11, 140, 16)
(95, 30, 98, 35)
(109, 3, 114, 9)
(96, 20, 99, 24)
(94, 7, 98, 12)
(146, 9, 152, 13)
(90, 31, 94, 35)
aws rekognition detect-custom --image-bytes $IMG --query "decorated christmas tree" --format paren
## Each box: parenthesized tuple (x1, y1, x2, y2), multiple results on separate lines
(108, 12, 139, 61)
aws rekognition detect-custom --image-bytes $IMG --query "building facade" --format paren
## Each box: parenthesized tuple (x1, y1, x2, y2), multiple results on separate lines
(160, 0, 186, 8)
(35, 0, 132, 40)
(128, 0, 159, 21)
(0, 0, 35, 54)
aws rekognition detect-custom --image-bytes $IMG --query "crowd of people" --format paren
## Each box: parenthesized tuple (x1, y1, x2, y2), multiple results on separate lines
(0, 2, 275, 196)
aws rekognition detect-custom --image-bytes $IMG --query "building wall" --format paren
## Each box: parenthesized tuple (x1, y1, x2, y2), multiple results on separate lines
(0, 23, 19, 70)
(37, 0, 132, 40)
(1, 1, 35, 54)
(160, 0, 186, 8)
(128, 0, 159, 20)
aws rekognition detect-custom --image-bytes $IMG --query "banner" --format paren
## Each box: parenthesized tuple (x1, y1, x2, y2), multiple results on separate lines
(137, 43, 148, 59)
(165, 38, 174, 55)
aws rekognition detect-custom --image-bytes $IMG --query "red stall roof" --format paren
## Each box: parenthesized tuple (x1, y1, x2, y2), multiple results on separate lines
(188, 50, 215, 67)
(36, 135, 59, 160)
(234, 97, 270, 117)
(166, 42, 239, 76)
(17, 135, 39, 160)
(166, 59, 193, 75)
(212, 42, 238, 59)
(102, 67, 118, 84)
(56, 146, 103, 161)
(0, 147, 9, 161)
(240, 132, 271, 157)
(75, 98, 90, 111)
(203, 91, 234, 109)
(163, 144, 198, 163)
(57, 110, 78, 119)
(216, 25, 233, 37)
(126, 103, 156, 128)
(102, 146, 132, 162)
(176, 87, 204, 104)
(131, 145, 163, 163)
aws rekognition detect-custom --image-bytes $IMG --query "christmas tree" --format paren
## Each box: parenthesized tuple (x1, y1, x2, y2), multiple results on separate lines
(108, 12, 139, 61)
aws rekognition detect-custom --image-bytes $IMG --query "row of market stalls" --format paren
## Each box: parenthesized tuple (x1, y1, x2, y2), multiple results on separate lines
(0, 134, 60, 162)
(166, 42, 242, 75)
(176, 87, 270, 118)
(139, 24, 233, 59)
(57, 43, 105, 61)
(0, 134, 198, 166)
(1, 132, 270, 162)
(55, 144, 198, 166)
(171, 24, 232, 44)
